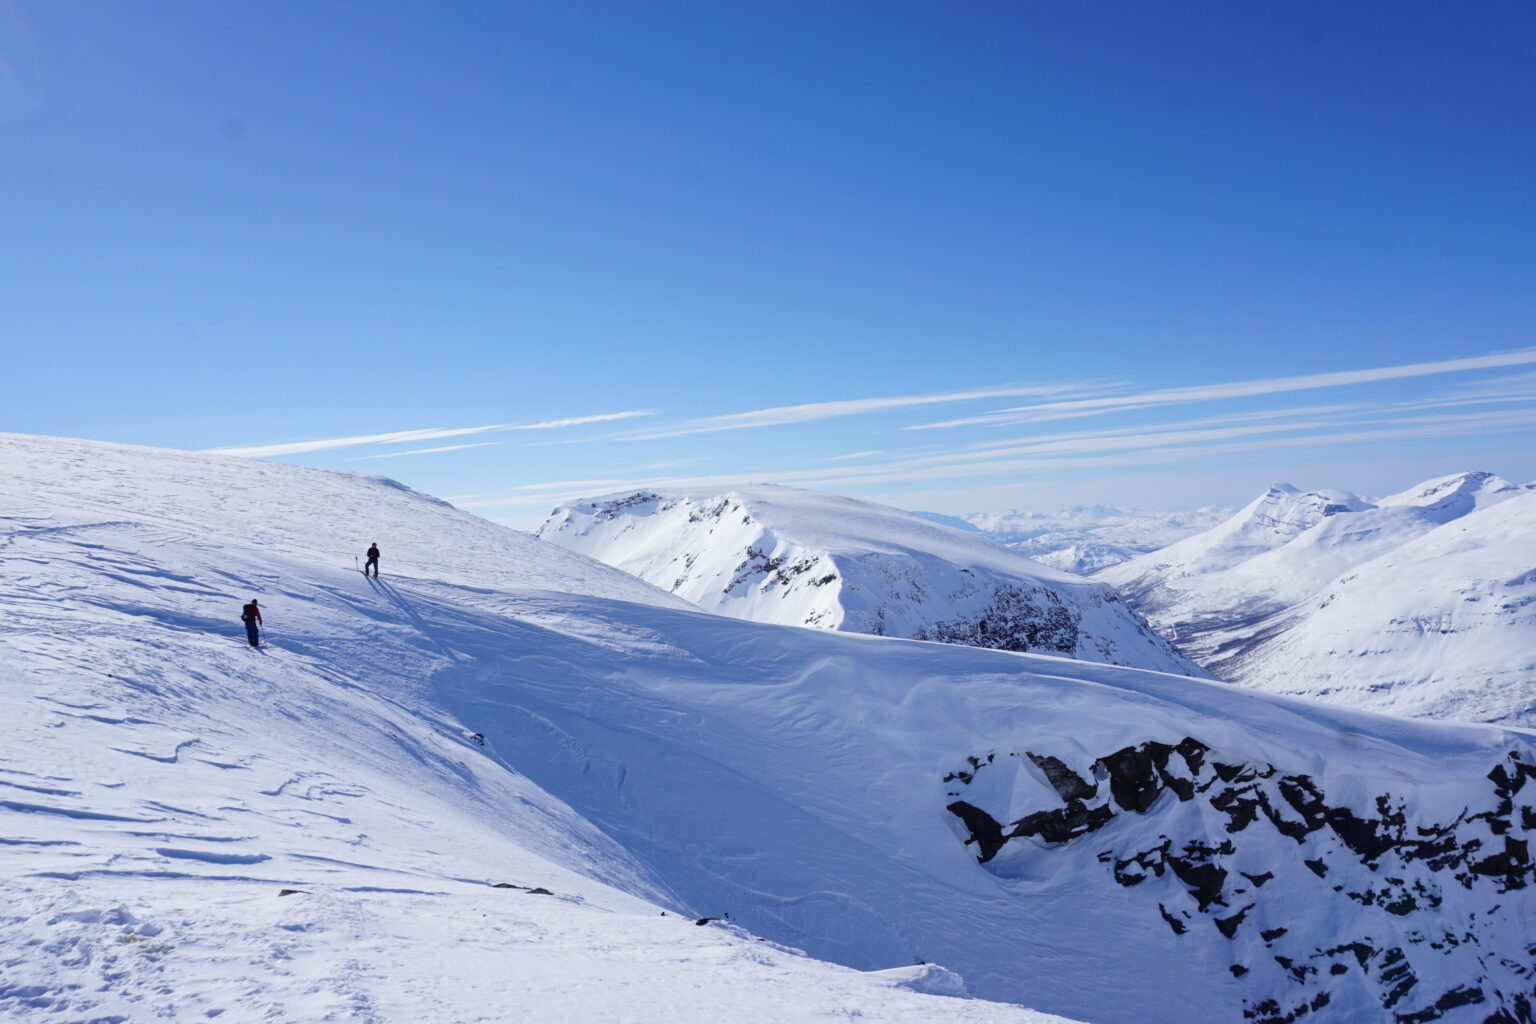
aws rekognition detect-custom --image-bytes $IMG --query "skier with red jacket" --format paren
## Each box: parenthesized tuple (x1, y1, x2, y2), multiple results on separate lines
(240, 599, 262, 647)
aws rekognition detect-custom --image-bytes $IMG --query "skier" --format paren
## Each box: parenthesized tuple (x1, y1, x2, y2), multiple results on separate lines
(240, 599, 262, 648)
(363, 542, 380, 578)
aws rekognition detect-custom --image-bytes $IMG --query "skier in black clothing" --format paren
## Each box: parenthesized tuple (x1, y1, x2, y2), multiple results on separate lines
(364, 543, 380, 578)
(240, 599, 262, 647)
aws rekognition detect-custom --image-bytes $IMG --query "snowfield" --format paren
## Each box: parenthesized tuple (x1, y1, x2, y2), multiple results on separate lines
(3, 434, 1535, 1024)
(538, 486, 1202, 676)
(1102, 473, 1536, 725)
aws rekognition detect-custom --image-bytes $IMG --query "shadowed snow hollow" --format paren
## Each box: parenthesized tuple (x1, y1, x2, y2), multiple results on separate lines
(538, 485, 1203, 676)
(4, 435, 1535, 1024)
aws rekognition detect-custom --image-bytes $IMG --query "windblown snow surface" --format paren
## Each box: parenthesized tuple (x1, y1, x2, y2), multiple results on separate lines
(1102, 473, 1536, 725)
(537, 486, 1202, 677)
(4, 435, 1535, 1024)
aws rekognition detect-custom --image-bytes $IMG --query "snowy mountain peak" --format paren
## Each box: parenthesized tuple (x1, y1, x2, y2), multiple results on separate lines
(1376, 470, 1522, 522)
(539, 484, 1203, 675)
(1244, 482, 1373, 533)
(1101, 469, 1536, 725)
(1101, 484, 1374, 592)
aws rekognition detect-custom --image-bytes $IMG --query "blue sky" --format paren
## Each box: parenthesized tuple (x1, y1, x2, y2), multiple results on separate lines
(2, 1, 1533, 526)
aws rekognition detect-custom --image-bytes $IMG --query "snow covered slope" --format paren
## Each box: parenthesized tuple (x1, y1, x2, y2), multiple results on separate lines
(1100, 473, 1536, 724)
(0, 433, 1068, 1024)
(1224, 488, 1536, 723)
(961, 504, 1233, 575)
(537, 486, 1201, 676)
(5, 435, 1536, 1024)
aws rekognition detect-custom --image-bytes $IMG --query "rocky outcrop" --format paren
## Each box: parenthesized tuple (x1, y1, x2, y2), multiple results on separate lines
(944, 738, 1536, 1023)
(913, 585, 1080, 655)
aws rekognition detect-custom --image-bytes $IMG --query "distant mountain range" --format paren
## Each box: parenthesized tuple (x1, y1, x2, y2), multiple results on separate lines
(926, 504, 1234, 575)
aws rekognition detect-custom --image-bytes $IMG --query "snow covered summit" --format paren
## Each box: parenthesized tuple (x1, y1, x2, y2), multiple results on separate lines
(538, 484, 1202, 676)
(5, 434, 1536, 1024)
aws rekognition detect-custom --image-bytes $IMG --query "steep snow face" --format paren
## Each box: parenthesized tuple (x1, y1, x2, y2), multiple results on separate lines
(0, 433, 1071, 1024)
(6, 435, 1536, 1024)
(538, 485, 1202, 676)
(1101, 473, 1536, 724)
(961, 504, 1233, 575)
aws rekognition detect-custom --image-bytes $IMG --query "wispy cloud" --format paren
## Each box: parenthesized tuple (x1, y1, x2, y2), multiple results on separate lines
(352, 442, 503, 460)
(609, 382, 1110, 441)
(829, 450, 885, 461)
(205, 409, 656, 458)
(635, 457, 709, 471)
(908, 349, 1536, 430)
(461, 401, 1536, 512)
(512, 411, 657, 430)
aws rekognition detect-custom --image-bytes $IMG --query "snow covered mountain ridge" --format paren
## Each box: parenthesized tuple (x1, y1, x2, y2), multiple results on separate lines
(1102, 471, 1536, 725)
(537, 485, 1202, 677)
(4, 434, 1535, 1024)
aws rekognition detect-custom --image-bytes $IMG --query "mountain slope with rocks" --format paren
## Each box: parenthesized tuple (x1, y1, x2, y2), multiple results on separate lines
(537, 485, 1203, 676)
(3, 435, 1534, 1024)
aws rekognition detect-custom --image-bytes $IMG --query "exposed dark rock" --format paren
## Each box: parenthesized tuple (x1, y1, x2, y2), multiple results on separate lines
(1242, 991, 1332, 1024)
(941, 739, 1536, 1024)
(1026, 752, 1096, 802)
(1395, 985, 1486, 1024)
(946, 800, 1006, 862)
(913, 585, 1080, 654)
(1011, 800, 1114, 845)
(1215, 903, 1254, 939)
(1377, 946, 1418, 1009)
(591, 492, 662, 520)
(1098, 744, 1165, 813)
(1158, 902, 1188, 935)
(1166, 840, 1232, 912)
